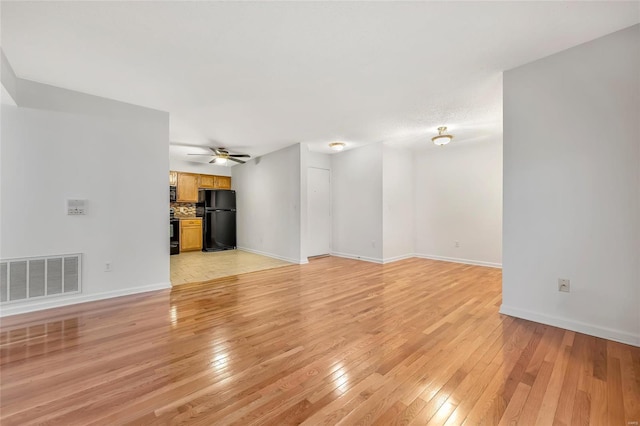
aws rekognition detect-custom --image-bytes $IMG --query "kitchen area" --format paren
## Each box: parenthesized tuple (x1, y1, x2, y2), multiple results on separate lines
(169, 170, 290, 285)
(170, 170, 234, 253)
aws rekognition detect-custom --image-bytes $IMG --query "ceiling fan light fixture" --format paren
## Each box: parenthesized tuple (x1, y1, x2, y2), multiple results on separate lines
(188, 146, 250, 164)
(432, 126, 453, 146)
(329, 142, 346, 151)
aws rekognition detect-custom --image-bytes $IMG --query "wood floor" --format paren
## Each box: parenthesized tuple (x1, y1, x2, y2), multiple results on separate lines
(170, 249, 292, 285)
(1, 257, 638, 425)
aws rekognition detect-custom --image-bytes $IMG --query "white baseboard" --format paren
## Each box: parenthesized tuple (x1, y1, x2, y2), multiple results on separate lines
(500, 304, 640, 347)
(330, 251, 383, 264)
(237, 247, 307, 265)
(330, 252, 502, 268)
(0, 282, 171, 318)
(382, 254, 415, 264)
(414, 253, 502, 269)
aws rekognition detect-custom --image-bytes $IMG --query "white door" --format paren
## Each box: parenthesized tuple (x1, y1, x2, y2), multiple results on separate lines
(307, 167, 331, 257)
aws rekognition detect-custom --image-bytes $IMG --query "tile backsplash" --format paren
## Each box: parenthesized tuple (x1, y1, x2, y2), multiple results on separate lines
(171, 203, 196, 218)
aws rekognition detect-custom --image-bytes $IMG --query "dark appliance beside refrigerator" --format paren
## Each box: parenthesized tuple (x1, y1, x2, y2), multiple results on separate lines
(170, 208, 179, 255)
(197, 189, 236, 251)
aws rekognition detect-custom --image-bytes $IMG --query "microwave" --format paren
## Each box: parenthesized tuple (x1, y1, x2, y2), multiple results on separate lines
(170, 186, 176, 202)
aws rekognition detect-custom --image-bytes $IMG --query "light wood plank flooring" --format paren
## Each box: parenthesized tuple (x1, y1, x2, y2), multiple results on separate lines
(1, 257, 639, 425)
(170, 249, 292, 285)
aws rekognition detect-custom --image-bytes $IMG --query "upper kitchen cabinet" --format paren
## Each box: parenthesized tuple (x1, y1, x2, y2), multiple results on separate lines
(176, 173, 199, 202)
(199, 174, 231, 189)
(214, 176, 231, 189)
(172, 171, 231, 201)
(199, 174, 215, 189)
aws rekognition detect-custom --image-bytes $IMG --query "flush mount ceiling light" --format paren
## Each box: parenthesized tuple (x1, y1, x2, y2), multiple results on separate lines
(329, 142, 346, 151)
(432, 126, 453, 146)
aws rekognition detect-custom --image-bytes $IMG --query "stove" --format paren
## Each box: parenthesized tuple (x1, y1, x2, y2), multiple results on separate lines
(170, 208, 179, 255)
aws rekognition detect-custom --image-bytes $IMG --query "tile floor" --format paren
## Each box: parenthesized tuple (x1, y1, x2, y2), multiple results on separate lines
(170, 249, 293, 285)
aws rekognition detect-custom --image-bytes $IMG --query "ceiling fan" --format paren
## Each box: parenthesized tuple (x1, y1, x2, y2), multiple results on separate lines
(188, 147, 250, 164)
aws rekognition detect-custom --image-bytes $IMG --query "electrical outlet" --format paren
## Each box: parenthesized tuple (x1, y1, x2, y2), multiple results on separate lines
(105, 262, 113, 272)
(558, 278, 570, 292)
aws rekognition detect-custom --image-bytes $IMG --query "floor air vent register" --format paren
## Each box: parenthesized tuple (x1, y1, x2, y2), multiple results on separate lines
(0, 254, 81, 303)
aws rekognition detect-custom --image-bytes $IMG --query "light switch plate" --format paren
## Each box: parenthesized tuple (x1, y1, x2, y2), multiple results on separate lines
(67, 199, 87, 215)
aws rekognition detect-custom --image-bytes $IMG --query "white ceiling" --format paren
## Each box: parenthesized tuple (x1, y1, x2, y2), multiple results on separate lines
(2, 1, 638, 162)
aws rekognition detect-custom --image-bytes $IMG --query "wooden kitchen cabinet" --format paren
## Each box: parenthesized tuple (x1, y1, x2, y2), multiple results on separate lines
(176, 173, 199, 202)
(198, 174, 231, 189)
(198, 174, 215, 189)
(180, 219, 202, 252)
(172, 171, 231, 199)
(214, 176, 231, 189)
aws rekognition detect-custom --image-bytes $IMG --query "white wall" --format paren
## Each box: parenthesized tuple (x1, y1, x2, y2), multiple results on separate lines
(414, 139, 503, 267)
(169, 155, 231, 176)
(231, 144, 305, 263)
(308, 151, 331, 170)
(1, 79, 170, 315)
(382, 144, 414, 262)
(331, 143, 383, 262)
(332, 141, 501, 266)
(502, 24, 640, 346)
(1, 50, 18, 104)
(299, 145, 309, 262)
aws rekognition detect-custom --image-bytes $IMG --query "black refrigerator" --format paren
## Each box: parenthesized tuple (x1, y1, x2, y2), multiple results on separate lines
(197, 189, 237, 251)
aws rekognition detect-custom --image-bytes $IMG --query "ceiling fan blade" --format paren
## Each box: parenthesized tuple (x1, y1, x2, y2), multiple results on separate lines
(228, 157, 246, 164)
(209, 158, 218, 163)
(229, 154, 250, 158)
(188, 153, 213, 156)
